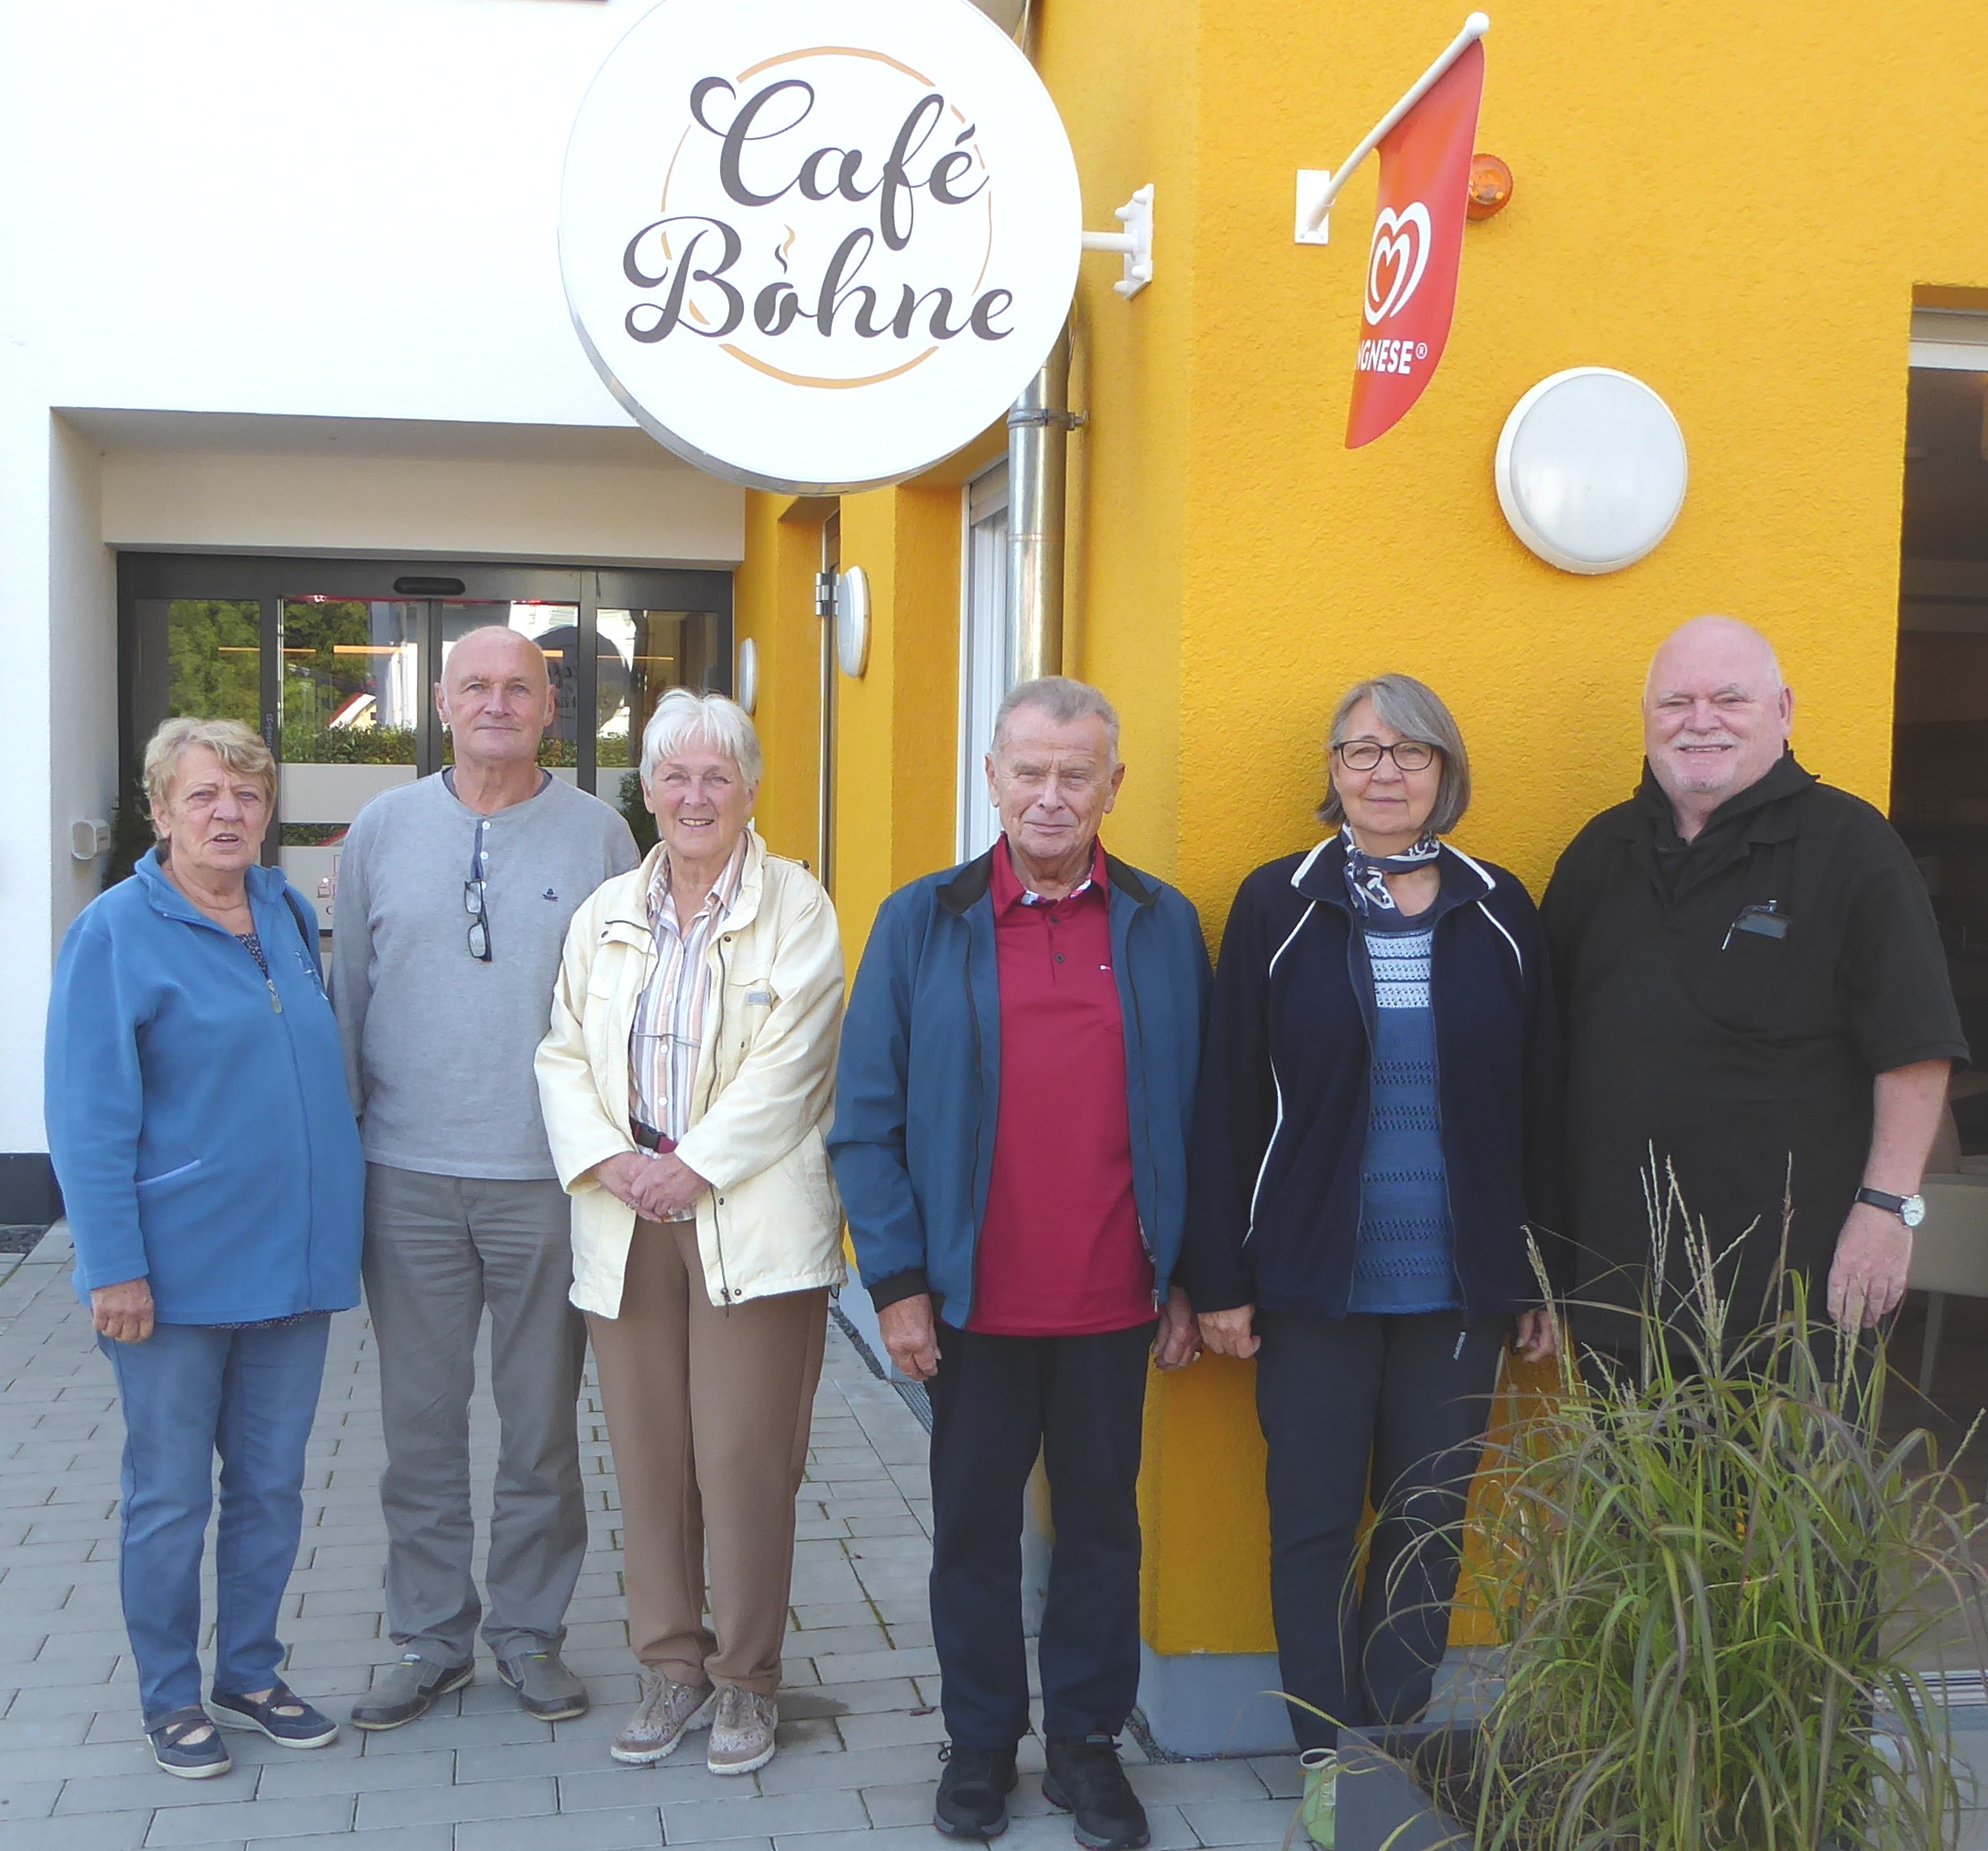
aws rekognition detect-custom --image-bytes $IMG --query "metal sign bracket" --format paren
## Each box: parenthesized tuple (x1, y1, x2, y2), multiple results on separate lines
(1293, 14, 1488, 246)
(1080, 184, 1155, 298)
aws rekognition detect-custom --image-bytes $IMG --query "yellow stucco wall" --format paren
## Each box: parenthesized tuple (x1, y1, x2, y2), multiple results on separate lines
(734, 496, 830, 869)
(737, 0, 1988, 1660)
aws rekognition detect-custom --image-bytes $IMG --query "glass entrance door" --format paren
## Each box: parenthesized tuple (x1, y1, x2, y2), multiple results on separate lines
(275, 596, 425, 926)
(120, 555, 734, 935)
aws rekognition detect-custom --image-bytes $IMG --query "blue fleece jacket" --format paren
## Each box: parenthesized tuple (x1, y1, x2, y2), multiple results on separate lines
(829, 846, 1211, 1330)
(1178, 838, 1566, 1320)
(46, 852, 364, 1323)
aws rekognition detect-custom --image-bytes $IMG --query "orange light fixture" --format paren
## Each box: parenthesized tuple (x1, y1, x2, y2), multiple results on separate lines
(1466, 153, 1513, 220)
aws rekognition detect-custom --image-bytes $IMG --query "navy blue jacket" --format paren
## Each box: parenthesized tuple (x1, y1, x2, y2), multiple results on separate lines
(1179, 838, 1564, 1320)
(829, 845, 1211, 1330)
(46, 852, 365, 1323)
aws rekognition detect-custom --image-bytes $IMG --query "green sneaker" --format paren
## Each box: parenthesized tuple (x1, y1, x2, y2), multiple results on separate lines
(1299, 1747, 1338, 1849)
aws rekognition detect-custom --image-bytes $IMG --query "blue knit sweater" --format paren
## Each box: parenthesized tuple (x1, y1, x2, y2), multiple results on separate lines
(1349, 911, 1462, 1313)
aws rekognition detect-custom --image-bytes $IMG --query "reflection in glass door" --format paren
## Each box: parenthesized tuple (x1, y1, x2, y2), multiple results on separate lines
(157, 598, 264, 731)
(595, 608, 725, 823)
(278, 598, 423, 927)
(120, 555, 735, 935)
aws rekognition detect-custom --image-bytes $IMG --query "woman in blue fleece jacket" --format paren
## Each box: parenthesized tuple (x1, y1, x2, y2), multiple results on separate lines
(45, 719, 362, 1780)
(1179, 676, 1563, 1846)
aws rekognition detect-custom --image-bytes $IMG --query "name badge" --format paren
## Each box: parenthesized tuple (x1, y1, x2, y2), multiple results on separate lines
(1722, 903, 1790, 950)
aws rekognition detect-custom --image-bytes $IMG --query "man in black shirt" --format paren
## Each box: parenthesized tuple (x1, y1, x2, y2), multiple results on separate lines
(1543, 617, 1967, 1362)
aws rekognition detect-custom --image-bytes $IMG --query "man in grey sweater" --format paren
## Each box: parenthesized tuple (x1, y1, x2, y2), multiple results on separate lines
(332, 626, 639, 1730)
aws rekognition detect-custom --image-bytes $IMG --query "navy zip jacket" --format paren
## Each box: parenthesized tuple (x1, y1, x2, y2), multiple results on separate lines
(1179, 837, 1565, 1320)
(829, 845, 1211, 1330)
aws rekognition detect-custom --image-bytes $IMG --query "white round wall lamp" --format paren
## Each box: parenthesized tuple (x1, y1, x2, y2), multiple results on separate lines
(736, 637, 759, 716)
(1494, 367, 1688, 575)
(836, 568, 872, 680)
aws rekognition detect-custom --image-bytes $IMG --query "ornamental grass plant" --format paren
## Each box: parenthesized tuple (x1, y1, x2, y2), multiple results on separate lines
(1427, 1164, 1988, 1851)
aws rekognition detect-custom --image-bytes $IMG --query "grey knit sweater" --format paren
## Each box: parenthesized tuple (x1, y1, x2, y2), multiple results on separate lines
(330, 772, 638, 1180)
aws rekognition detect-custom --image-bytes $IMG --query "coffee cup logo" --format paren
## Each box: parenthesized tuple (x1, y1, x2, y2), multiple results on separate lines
(1363, 203, 1431, 327)
(562, 0, 1081, 494)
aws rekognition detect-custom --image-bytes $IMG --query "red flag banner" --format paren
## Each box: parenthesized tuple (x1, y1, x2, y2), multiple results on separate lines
(1345, 38, 1484, 449)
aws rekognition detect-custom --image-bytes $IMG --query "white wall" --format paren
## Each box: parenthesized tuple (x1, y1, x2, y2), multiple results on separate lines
(0, 0, 745, 1161)
(5, 0, 661, 431)
(49, 423, 118, 948)
(99, 440, 743, 567)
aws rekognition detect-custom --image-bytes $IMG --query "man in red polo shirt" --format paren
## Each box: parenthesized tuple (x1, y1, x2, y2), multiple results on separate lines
(832, 678, 1210, 1851)
(971, 827, 1157, 1338)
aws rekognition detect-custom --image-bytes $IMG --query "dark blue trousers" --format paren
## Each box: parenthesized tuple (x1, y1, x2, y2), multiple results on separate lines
(1255, 1309, 1507, 1750)
(926, 1321, 1155, 1750)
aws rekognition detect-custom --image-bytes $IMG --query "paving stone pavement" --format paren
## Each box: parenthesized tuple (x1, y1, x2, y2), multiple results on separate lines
(0, 1230, 1303, 1850)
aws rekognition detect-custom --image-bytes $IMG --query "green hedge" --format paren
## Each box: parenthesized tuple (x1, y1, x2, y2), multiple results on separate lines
(280, 725, 418, 765)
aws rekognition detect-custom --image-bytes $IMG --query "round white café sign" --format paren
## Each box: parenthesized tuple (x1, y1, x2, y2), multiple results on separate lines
(560, 0, 1082, 495)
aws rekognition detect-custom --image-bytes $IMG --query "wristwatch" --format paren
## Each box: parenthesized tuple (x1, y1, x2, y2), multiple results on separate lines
(1855, 1187, 1927, 1229)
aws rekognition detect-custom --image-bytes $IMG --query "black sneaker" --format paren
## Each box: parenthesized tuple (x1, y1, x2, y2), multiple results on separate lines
(1042, 1736, 1150, 1851)
(350, 1653, 474, 1731)
(934, 1742, 1019, 1839)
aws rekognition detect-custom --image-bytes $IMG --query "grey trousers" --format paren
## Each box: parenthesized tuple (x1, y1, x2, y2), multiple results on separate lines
(362, 1164, 589, 1665)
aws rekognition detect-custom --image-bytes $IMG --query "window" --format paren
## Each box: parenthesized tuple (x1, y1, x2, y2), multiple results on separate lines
(958, 462, 1012, 860)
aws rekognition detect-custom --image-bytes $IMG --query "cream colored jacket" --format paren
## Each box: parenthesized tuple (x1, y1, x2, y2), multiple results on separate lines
(534, 828, 847, 1319)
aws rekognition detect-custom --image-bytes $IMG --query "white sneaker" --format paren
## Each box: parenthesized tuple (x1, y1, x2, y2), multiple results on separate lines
(705, 1685, 778, 1776)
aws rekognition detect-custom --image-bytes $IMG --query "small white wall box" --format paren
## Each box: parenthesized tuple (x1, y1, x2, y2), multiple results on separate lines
(71, 818, 112, 860)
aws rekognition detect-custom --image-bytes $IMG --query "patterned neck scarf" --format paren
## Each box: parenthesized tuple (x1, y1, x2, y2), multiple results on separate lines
(1341, 824, 1441, 915)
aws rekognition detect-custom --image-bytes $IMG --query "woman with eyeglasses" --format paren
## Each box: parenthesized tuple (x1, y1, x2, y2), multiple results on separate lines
(1176, 674, 1564, 1848)
(535, 689, 845, 1780)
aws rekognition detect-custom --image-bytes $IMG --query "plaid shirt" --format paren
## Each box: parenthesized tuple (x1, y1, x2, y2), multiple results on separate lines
(628, 840, 747, 1142)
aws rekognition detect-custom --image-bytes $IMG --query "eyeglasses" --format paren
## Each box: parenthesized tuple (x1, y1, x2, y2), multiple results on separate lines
(464, 819, 491, 961)
(1333, 739, 1440, 773)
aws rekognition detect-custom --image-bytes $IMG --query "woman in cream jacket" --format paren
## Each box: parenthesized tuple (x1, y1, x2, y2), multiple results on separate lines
(535, 690, 843, 1778)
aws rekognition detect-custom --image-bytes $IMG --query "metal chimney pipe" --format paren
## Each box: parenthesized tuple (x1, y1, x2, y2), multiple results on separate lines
(1006, 328, 1072, 683)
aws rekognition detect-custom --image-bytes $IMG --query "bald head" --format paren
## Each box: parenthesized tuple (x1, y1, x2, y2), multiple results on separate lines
(435, 626, 557, 773)
(445, 625, 551, 695)
(1644, 616, 1784, 703)
(1642, 616, 1794, 837)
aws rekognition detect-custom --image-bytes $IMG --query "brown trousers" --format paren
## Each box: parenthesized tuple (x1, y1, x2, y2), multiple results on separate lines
(585, 1218, 828, 1694)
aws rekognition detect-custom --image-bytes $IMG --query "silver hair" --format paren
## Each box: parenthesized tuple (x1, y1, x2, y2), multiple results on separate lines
(1316, 673, 1472, 835)
(990, 675, 1121, 762)
(1643, 615, 1786, 700)
(640, 687, 763, 788)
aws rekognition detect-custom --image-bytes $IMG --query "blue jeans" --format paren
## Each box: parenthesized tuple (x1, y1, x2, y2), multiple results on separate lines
(98, 1315, 331, 1724)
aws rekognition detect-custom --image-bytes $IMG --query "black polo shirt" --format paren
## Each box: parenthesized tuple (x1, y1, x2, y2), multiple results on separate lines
(1541, 751, 1967, 1347)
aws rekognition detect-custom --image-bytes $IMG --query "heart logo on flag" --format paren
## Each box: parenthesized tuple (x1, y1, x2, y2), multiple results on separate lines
(1363, 203, 1432, 327)
(1344, 33, 1483, 448)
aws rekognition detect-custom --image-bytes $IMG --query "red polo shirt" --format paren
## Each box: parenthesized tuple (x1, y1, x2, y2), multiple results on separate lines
(968, 838, 1156, 1337)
